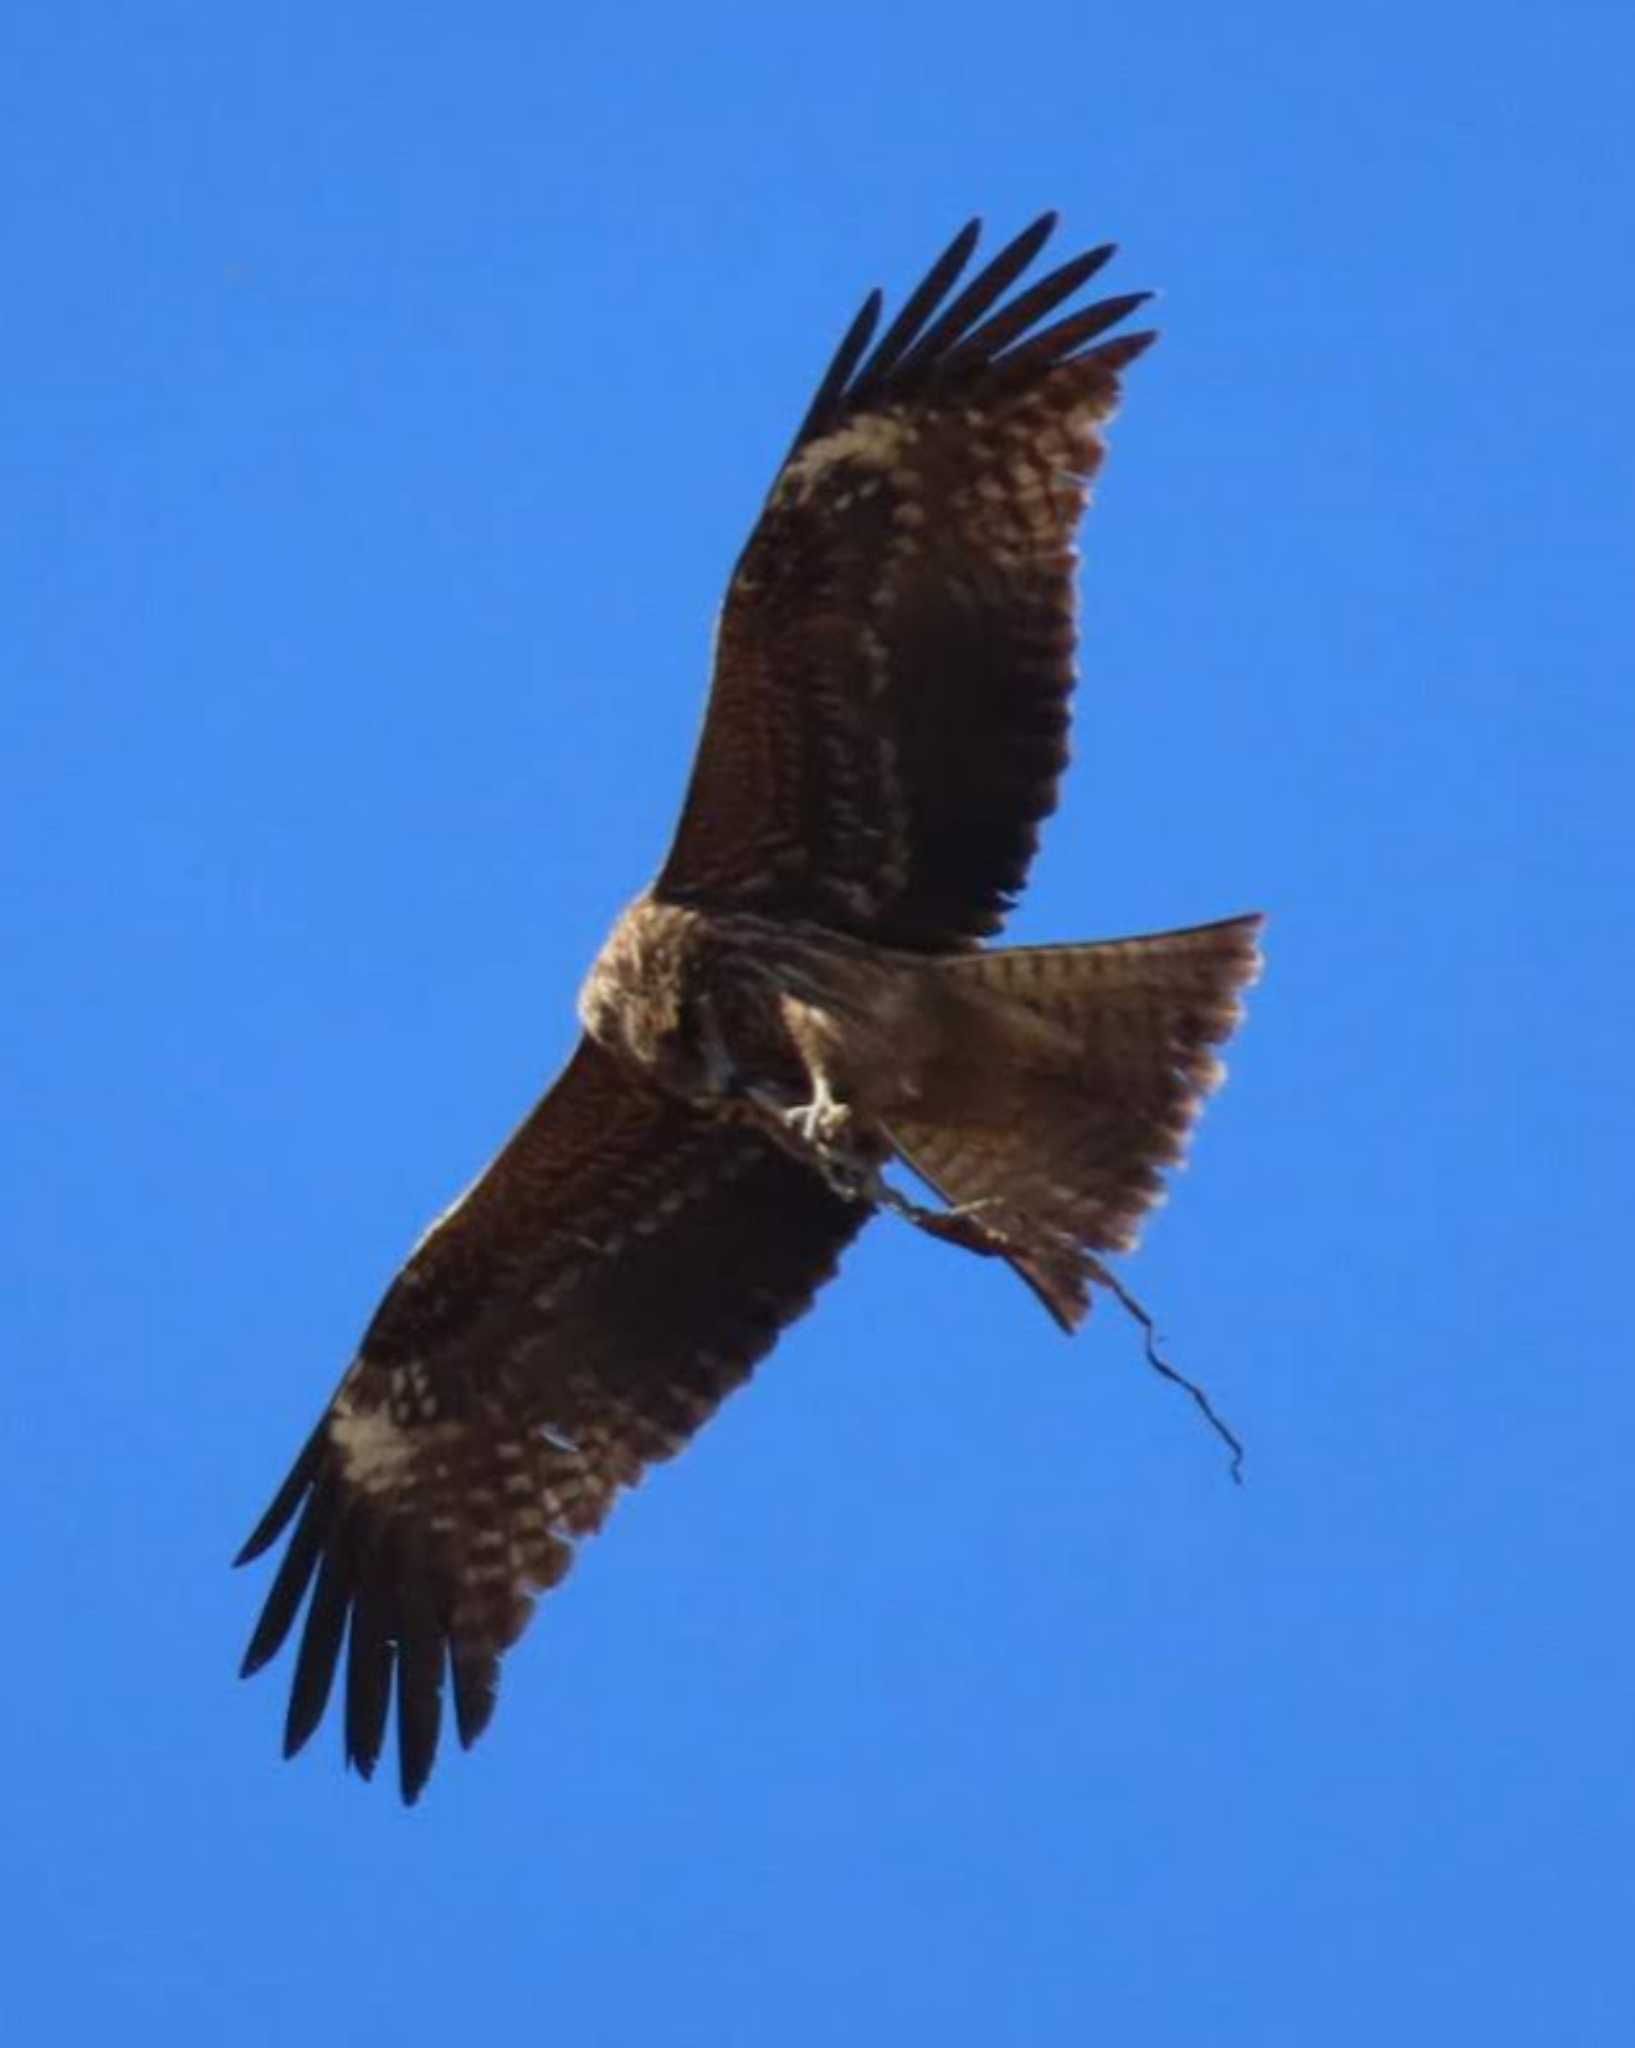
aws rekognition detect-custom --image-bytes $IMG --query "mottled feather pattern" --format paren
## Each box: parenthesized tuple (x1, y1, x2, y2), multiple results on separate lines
(239, 1037, 864, 1800)
(658, 215, 1154, 951)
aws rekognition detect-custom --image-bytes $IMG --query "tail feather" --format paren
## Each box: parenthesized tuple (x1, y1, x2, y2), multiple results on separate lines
(887, 914, 1263, 1328)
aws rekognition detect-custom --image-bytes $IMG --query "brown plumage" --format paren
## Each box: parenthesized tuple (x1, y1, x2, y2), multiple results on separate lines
(237, 215, 1263, 1802)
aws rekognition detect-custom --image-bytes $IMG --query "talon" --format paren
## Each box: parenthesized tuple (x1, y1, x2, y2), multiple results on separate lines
(782, 1083, 853, 1151)
(784, 1101, 822, 1145)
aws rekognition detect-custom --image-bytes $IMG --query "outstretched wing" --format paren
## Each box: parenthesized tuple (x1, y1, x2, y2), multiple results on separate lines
(656, 214, 1155, 951)
(236, 1036, 864, 1802)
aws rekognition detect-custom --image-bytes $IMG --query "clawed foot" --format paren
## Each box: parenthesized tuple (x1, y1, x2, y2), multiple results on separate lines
(782, 1087, 853, 1151)
(750, 1080, 1011, 1239)
(746, 1083, 875, 1202)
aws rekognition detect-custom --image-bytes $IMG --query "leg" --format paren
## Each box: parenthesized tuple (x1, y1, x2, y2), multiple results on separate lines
(745, 1082, 873, 1202)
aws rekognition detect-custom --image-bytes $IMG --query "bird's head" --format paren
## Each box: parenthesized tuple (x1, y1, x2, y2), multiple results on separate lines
(577, 897, 736, 1104)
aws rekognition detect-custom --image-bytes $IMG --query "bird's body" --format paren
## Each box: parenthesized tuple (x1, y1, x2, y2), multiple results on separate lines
(578, 894, 1259, 1329)
(580, 893, 1000, 1145)
(237, 215, 1263, 1801)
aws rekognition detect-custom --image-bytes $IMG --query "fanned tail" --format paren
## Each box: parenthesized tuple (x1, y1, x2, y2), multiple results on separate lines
(887, 914, 1263, 1329)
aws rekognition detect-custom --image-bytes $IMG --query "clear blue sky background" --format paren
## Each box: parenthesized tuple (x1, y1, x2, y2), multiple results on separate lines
(5, 3, 1632, 2041)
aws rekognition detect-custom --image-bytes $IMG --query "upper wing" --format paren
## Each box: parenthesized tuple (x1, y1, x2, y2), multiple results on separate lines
(236, 1036, 864, 1802)
(655, 214, 1155, 951)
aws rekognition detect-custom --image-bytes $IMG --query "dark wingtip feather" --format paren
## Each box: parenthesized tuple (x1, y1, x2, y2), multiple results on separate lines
(847, 216, 983, 400)
(238, 1478, 335, 1677)
(344, 1572, 393, 1782)
(233, 1423, 325, 1566)
(788, 213, 1151, 458)
(994, 290, 1157, 380)
(893, 212, 1062, 381)
(1090, 328, 1160, 372)
(1012, 208, 1061, 257)
(281, 1530, 353, 1758)
(395, 1573, 447, 1805)
(240, 1436, 470, 1799)
(943, 243, 1119, 373)
(451, 1650, 499, 1751)
(1064, 287, 1155, 341)
(789, 287, 884, 454)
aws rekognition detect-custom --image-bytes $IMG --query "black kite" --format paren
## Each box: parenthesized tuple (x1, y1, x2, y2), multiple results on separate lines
(238, 216, 1262, 1801)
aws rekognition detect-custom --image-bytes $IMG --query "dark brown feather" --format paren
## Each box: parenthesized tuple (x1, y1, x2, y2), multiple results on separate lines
(238, 1036, 864, 1799)
(938, 244, 1119, 374)
(876, 213, 1058, 390)
(284, 1520, 353, 1756)
(844, 219, 982, 402)
(344, 1564, 393, 1781)
(656, 217, 1154, 950)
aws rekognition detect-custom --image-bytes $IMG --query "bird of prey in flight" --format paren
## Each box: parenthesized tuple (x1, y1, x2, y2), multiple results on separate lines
(237, 214, 1263, 1802)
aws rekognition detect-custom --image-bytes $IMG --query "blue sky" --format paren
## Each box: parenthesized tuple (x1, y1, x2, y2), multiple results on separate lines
(6, 2, 1632, 2040)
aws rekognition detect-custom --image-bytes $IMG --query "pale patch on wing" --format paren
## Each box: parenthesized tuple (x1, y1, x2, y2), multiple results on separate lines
(776, 411, 915, 505)
(330, 1393, 458, 1492)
